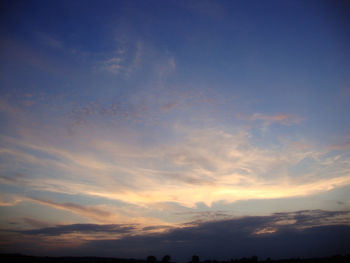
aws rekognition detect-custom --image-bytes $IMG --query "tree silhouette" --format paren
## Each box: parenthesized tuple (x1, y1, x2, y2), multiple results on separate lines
(192, 255, 199, 263)
(162, 255, 171, 263)
(251, 256, 258, 263)
(147, 255, 157, 263)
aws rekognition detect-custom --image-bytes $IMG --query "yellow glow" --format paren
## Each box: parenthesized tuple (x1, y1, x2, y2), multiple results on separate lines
(254, 227, 277, 235)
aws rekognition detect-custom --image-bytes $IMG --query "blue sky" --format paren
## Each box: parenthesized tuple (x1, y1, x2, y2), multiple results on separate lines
(1, 0, 350, 260)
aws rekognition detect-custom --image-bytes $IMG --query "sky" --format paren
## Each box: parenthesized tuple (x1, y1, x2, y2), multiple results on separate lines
(0, 0, 350, 261)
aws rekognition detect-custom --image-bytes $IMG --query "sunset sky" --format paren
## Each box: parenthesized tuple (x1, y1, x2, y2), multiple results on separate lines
(1, 0, 350, 261)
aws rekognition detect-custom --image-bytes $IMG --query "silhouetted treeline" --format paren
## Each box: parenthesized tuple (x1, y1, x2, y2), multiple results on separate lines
(0, 254, 144, 263)
(1, 254, 350, 263)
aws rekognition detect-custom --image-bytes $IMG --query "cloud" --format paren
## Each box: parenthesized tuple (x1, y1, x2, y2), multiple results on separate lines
(18, 195, 173, 229)
(175, 210, 232, 223)
(100, 57, 125, 75)
(269, 210, 350, 229)
(0, 194, 24, 207)
(67, 101, 142, 127)
(252, 113, 290, 122)
(28, 198, 113, 223)
(2, 124, 350, 210)
(142, 225, 172, 231)
(241, 113, 302, 126)
(8, 210, 348, 261)
(77, 210, 350, 261)
(14, 222, 172, 239)
(66, 86, 222, 129)
(1, 89, 349, 212)
(98, 40, 143, 76)
(17, 223, 135, 236)
(329, 132, 350, 150)
(0, 173, 26, 183)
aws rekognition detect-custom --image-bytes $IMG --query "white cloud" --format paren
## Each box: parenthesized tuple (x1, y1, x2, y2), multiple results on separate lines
(97, 40, 143, 76)
(2, 123, 349, 210)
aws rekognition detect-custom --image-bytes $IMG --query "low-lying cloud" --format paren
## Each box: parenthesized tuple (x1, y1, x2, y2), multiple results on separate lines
(18, 223, 135, 236)
(3, 210, 349, 261)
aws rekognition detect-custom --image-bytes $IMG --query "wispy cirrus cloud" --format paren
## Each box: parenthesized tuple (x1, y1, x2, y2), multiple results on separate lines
(1, 122, 350, 210)
(238, 113, 303, 126)
(0, 193, 24, 207)
(97, 40, 143, 76)
(329, 132, 350, 151)
(330, 141, 350, 151)
(27, 197, 114, 223)
(1, 86, 349, 219)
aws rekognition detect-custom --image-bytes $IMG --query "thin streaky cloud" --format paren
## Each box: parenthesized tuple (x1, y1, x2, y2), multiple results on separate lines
(238, 113, 303, 126)
(1, 125, 350, 209)
(27, 197, 113, 223)
(17, 223, 136, 236)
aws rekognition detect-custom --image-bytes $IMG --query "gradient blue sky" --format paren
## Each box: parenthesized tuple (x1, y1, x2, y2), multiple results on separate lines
(1, 0, 350, 260)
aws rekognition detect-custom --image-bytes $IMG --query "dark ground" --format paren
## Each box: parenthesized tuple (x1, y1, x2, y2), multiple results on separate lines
(1, 254, 350, 263)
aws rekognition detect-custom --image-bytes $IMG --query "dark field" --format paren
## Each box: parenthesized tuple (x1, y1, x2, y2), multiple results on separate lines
(1, 254, 349, 263)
